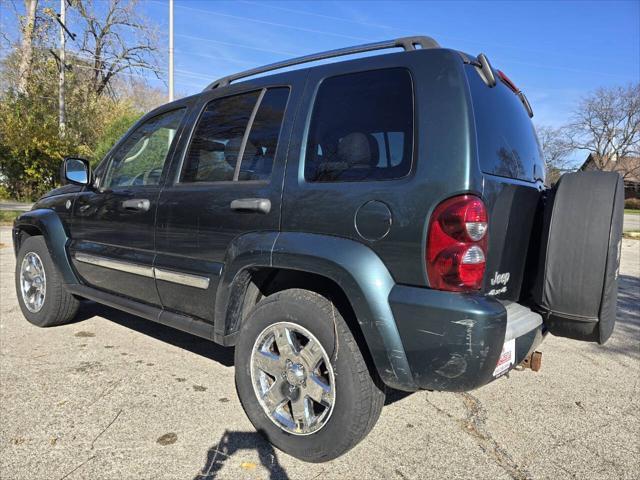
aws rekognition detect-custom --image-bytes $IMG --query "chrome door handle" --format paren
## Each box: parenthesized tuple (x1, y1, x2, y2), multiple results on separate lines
(230, 198, 271, 214)
(122, 199, 150, 211)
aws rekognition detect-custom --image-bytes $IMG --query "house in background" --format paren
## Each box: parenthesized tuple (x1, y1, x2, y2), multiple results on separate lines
(580, 153, 640, 198)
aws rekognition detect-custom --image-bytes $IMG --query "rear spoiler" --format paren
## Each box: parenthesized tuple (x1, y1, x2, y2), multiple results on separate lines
(458, 51, 534, 118)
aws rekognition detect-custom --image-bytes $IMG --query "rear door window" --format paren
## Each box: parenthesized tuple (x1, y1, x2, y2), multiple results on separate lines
(181, 91, 260, 183)
(180, 87, 289, 183)
(467, 68, 543, 182)
(304, 68, 414, 182)
(238, 87, 290, 181)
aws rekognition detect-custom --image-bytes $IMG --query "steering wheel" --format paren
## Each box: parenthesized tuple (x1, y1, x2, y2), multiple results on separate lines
(130, 167, 163, 186)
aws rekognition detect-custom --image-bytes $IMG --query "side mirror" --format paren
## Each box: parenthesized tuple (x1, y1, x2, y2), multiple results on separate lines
(62, 157, 91, 186)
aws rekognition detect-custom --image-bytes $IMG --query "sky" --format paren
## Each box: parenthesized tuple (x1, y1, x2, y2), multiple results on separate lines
(2, 0, 639, 163)
(142, 0, 639, 127)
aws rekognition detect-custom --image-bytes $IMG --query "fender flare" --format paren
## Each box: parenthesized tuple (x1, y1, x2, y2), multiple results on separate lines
(214, 231, 278, 340)
(217, 231, 417, 391)
(12, 209, 79, 285)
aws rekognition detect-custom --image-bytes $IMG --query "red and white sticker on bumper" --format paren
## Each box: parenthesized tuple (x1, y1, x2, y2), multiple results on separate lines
(493, 338, 516, 377)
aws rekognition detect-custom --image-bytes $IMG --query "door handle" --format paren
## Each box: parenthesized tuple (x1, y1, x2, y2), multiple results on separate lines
(122, 199, 150, 211)
(230, 198, 271, 214)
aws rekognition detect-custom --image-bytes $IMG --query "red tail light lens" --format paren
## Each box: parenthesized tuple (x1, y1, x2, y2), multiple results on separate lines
(426, 195, 488, 291)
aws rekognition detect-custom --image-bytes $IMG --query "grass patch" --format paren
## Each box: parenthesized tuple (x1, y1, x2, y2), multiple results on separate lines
(623, 230, 640, 240)
(625, 209, 640, 215)
(0, 210, 22, 225)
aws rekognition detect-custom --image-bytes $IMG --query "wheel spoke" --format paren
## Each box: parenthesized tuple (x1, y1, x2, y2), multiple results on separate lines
(304, 374, 333, 406)
(298, 339, 324, 369)
(274, 327, 295, 357)
(290, 395, 310, 430)
(262, 379, 288, 413)
(254, 351, 282, 377)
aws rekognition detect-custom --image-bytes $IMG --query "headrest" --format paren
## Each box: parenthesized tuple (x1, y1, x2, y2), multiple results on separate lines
(225, 138, 257, 160)
(337, 132, 378, 168)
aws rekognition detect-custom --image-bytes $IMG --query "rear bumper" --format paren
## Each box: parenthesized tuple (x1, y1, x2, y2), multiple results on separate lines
(389, 285, 544, 391)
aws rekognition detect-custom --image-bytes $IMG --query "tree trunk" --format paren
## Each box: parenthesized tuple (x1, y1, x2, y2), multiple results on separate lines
(17, 0, 38, 95)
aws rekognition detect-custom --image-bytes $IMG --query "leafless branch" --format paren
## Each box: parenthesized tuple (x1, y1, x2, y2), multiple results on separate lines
(536, 124, 573, 184)
(566, 83, 640, 178)
(71, 0, 162, 98)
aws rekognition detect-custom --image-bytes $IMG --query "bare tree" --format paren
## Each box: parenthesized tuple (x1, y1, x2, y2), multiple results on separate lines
(72, 0, 162, 97)
(16, 0, 39, 95)
(566, 83, 640, 179)
(536, 125, 572, 185)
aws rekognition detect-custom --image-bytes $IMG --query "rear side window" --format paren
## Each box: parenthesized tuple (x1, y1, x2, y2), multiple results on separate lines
(181, 87, 289, 183)
(467, 69, 543, 182)
(304, 68, 413, 182)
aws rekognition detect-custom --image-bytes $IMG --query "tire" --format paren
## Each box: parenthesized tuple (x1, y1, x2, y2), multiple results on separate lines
(234, 288, 385, 462)
(532, 171, 624, 344)
(15, 236, 80, 327)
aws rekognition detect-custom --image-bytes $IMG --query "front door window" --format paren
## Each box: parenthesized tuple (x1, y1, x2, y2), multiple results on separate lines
(102, 108, 185, 188)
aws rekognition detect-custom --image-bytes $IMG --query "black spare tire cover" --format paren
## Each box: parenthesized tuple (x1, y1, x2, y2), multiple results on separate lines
(533, 171, 624, 344)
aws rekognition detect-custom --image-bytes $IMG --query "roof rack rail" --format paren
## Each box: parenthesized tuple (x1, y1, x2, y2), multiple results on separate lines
(203, 35, 439, 90)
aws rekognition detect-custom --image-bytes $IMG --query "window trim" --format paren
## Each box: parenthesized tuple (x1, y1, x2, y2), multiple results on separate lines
(173, 85, 290, 187)
(98, 107, 187, 191)
(232, 88, 266, 181)
(300, 67, 416, 184)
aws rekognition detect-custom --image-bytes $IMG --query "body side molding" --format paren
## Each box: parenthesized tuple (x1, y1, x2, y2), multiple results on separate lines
(73, 252, 211, 289)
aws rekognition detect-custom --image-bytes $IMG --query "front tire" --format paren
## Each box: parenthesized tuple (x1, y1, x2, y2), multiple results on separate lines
(234, 289, 384, 462)
(15, 236, 80, 327)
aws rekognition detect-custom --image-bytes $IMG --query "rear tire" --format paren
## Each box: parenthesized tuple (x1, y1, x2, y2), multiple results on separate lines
(234, 288, 384, 462)
(15, 236, 80, 327)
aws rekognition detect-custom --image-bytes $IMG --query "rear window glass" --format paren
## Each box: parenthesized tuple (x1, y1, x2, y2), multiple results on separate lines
(304, 68, 413, 182)
(467, 68, 542, 182)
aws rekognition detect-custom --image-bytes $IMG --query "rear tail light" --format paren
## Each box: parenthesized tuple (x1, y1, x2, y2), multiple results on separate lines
(497, 70, 519, 93)
(426, 195, 488, 291)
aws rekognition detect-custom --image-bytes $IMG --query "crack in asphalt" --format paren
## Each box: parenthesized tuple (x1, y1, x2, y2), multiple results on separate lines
(425, 392, 532, 480)
(460, 393, 532, 480)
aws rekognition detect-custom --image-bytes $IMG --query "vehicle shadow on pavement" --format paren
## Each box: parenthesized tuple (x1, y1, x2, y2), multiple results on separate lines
(75, 301, 235, 366)
(194, 429, 289, 480)
(385, 388, 414, 405)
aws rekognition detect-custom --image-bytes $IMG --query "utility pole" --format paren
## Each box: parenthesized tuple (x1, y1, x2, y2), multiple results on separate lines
(58, 0, 66, 137)
(169, 0, 174, 102)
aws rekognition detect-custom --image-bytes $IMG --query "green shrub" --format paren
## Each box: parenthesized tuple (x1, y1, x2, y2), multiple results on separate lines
(91, 109, 142, 165)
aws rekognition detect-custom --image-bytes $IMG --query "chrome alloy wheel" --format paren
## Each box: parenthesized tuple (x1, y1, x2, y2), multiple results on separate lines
(20, 252, 47, 313)
(250, 322, 335, 435)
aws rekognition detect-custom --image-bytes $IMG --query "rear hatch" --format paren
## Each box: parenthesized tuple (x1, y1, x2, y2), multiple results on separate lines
(464, 60, 545, 302)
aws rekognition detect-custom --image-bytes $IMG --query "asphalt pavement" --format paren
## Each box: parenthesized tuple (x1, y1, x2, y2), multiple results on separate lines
(0, 226, 638, 479)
